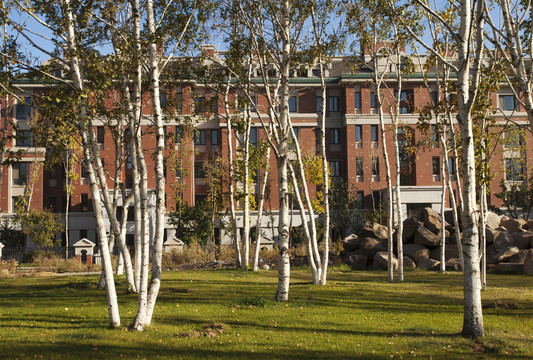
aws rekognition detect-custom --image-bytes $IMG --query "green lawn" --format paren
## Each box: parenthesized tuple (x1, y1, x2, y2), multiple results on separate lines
(0, 267, 531, 359)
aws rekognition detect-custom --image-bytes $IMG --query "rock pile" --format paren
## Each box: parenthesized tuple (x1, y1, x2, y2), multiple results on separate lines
(340, 208, 533, 274)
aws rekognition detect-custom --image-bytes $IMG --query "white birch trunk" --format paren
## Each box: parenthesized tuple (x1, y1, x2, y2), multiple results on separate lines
(274, 0, 292, 301)
(62, 0, 120, 328)
(440, 145, 447, 273)
(372, 48, 394, 282)
(129, 0, 151, 331)
(222, 79, 241, 268)
(252, 147, 271, 271)
(310, 9, 330, 284)
(457, 0, 484, 338)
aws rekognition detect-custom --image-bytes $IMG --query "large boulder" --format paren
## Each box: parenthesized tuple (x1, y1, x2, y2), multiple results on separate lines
(403, 217, 422, 243)
(342, 234, 359, 251)
(449, 232, 459, 244)
(414, 226, 441, 248)
(358, 221, 389, 240)
(373, 251, 397, 271)
(524, 249, 533, 275)
(403, 256, 416, 268)
(500, 218, 527, 234)
(512, 232, 533, 250)
(421, 207, 449, 234)
(494, 263, 524, 274)
(503, 250, 529, 264)
(488, 246, 520, 264)
(417, 258, 440, 270)
(358, 237, 386, 259)
(430, 244, 459, 261)
(525, 220, 533, 231)
(485, 228, 500, 244)
(485, 211, 501, 229)
(344, 251, 368, 268)
(403, 243, 430, 263)
(445, 258, 462, 271)
(494, 232, 516, 251)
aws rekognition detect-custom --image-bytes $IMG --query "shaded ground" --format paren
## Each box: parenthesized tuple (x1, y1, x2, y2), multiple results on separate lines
(0, 268, 531, 359)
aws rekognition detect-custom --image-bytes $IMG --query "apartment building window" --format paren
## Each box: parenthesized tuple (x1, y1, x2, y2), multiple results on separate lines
(195, 129, 206, 145)
(297, 68, 308, 77)
(355, 125, 362, 148)
(328, 96, 340, 112)
(499, 95, 516, 111)
(210, 96, 218, 113)
(356, 157, 364, 182)
(126, 153, 132, 169)
(97, 126, 105, 147)
(399, 90, 412, 114)
(250, 127, 258, 147)
(250, 96, 257, 113)
(176, 91, 183, 114)
(373, 190, 382, 209)
(236, 131, 244, 147)
(16, 96, 32, 120)
(48, 167, 57, 180)
(195, 161, 206, 178)
(16, 130, 33, 147)
(312, 68, 320, 77)
(430, 91, 438, 105)
(12, 162, 29, 186)
(289, 96, 298, 113)
(195, 194, 207, 205)
(432, 157, 441, 181)
(160, 92, 167, 109)
(194, 96, 206, 113)
(503, 126, 523, 148)
(329, 161, 341, 177)
(289, 127, 299, 150)
(448, 157, 456, 179)
(48, 196, 57, 212)
(354, 92, 361, 110)
(81, 161, 88, 179)
(370, 92, 377, 109)
(357, 191, 364, 209)
(315, 129, 322, 148)
(505, 158, 524, 182)
(431, 124, 439, 148)
(11, 196, 19, 212)
(126, 175, 133, 188)
(175, 126, 182, 144)
(81, 193, 89, 212)
(211, 129, 219, 145)
(371, 157, 380, 182)
(371, 125, 379, 148)
(116, 206, 124, 222)
(127, 207, 135, 222)
(316, 96, 323, 112)
(329, 128, 340, 145)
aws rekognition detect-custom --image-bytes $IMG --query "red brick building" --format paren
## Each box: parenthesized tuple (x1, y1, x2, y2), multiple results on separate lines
(1, 50, 530, 247)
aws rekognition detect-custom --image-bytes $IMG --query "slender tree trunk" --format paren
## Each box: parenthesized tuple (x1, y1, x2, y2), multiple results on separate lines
(223, 79, 241, 269)
(252, 147, 271, 271)
(457, 0, 484, 338)
(62, 0, 120, 328)
(129, 0, 150, 331)
(144, 0, 166, 325)
(440, 147, 447, 273)
(274, 0, 292, 301)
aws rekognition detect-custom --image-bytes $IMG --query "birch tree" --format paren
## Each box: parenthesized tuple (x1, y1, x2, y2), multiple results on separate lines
(396, 0, 487, 338)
